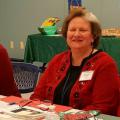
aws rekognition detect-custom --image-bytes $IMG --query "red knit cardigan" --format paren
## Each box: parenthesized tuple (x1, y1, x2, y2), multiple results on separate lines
(31, 50, 119, 116)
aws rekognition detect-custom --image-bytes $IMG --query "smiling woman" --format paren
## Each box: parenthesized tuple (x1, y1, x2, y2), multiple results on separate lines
(66, 16, 93, 55)
(30, 8, 119, 116)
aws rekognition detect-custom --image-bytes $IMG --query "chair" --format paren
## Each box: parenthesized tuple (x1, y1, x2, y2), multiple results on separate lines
(11, 58, 24, 62)
(11, 62, 40, 93)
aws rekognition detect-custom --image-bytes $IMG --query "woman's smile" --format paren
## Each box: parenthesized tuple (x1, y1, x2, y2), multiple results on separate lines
(67, 17, 93, 49)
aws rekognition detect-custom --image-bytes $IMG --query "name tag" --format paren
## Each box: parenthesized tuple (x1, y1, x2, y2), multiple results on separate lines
(79, 70, 94, 81)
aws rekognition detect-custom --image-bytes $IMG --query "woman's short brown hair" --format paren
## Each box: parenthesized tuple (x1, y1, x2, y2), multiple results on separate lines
(61, 9, 102, 48)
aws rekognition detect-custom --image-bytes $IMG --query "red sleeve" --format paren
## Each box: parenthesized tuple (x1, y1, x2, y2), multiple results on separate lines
(83, 61, 119, 115)
(30, 55, 57, 100)
(30, 52, 68, 101)
(0, 44, 21, 97)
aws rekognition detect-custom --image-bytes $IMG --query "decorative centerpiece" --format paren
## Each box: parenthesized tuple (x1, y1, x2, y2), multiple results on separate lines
(38, 17, 60, 35)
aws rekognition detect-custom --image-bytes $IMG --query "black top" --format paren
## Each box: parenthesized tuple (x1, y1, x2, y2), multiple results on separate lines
(53, 50, 102, 106)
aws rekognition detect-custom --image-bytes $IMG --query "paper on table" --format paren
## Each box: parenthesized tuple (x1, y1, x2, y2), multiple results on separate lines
(0, 101, 45, 119)
(64, 108, 82, 114)
(0, 101, 23, 120)
(0, 112, 23, 120)
(0, 95, 6, 99)
(55, 104, 72, 113)
(0, 101, 20, 112)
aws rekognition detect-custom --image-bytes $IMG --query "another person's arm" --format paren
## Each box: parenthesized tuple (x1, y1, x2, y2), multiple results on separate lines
(0, 44, 21, 97)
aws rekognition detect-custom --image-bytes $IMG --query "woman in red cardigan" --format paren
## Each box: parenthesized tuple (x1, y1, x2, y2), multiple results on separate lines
(30, 9, 119, 115)
(0, 44, 21, 97)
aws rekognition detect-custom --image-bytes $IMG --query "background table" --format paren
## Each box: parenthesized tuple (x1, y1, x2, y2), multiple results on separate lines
(24, 34, 67, 63)
(24, 34, 120, 73)
(98, 36, 120, 73)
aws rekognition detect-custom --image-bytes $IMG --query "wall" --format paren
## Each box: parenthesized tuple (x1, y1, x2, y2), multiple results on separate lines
(0, 0, 120, 59)
(0, 0, 68, 58)
(82, 0, 120, 28)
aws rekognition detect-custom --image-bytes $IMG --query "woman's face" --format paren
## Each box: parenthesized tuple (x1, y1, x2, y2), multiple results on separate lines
(67, 17, 94, 50)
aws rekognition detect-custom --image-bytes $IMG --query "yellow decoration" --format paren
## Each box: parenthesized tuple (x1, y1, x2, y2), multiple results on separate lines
(41, 17, 60, 27)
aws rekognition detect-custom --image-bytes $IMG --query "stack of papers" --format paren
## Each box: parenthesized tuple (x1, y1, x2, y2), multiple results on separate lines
(0, 101, 44, 120)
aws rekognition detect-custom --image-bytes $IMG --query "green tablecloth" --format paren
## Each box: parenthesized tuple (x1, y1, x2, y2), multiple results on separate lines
(24, 34, 67, 63)
(98, 37, 120, 73)
(24, 34, 120, 73)
(98, 114, 120, 120)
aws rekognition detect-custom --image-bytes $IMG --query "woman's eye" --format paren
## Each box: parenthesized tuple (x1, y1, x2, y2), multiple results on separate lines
(69, 29, 76, 32)
(68, 29, 89, 32)
(79, 29, 88, 32)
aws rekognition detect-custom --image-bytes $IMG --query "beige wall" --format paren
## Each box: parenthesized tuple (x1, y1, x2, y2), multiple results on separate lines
(83, 0, 120, 28)
(0, 0, 68, 58)
(0, 0, 120, 59)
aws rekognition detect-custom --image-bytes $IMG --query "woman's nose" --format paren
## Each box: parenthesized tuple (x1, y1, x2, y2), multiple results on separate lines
(74, 30, 81, 36)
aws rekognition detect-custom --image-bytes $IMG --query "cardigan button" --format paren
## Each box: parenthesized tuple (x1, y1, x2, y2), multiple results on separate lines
(65, 59, 69, 63)
(74, 92, 79, 98)
(56, 76, 61, 80)
(48, 87, 52, 92)
(60, 66, 65, 71)
(87, 62, 91, 66)
(60, 63, 67, 71)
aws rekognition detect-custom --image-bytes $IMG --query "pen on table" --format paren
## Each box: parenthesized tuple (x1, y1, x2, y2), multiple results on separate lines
(8, 102, 16, 105)
(19, 100, 33, 107)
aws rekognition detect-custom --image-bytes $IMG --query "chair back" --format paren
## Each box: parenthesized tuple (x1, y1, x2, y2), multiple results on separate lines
(12, 62, 39, 93)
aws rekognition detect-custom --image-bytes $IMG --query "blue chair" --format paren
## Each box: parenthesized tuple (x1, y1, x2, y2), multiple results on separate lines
(11, 62, 40, 93)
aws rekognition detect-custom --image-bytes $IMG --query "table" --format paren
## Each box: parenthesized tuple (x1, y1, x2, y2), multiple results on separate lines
(0, 96, 120, 120)
(98, 36, 120, 73)
(98, 114, 120, 120)
(24, 34, 120, 73)
(24, 34, 67, 63)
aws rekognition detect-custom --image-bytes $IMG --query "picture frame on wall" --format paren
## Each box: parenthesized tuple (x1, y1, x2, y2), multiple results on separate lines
(68, 0, 82, 13)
